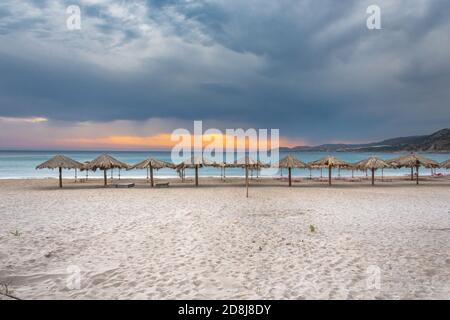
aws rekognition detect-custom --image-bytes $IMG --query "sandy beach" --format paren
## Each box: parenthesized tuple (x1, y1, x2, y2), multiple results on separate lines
(0, 177, 449, 300)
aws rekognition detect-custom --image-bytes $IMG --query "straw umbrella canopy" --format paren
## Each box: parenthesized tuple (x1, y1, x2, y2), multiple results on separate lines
(354, 157, 389, 186)
(276, 155, 307, 186)
(175, 156, 214, 187)
(387, 154, 439, 185)
(130, 158, 174, 187)
(387, 155, 408, 168)
(440, 159, 450, 169)
(387, 155, 413, 180)
(83, 154, 129, 186)
(234, 156, 268, 169)
(36, 155, 83, 188)
(308, 156, 350, 186)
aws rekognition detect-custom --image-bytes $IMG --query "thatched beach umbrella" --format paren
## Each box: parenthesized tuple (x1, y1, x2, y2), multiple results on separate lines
(387, 155, 413, 180)
(212, 162, 233, 180)
(388, 154, 439, 185)
(215, 160, 252, 180)
(440, 159, 450, 169)
(176, 156, 213, 187)
(130, 158, 174, 187)
(214, 162, 226, 180)
(354, 157, 389, 186)
(36, 155, 83, 188)
(276, 155, 307, 186)
(84, 154, 129, 187)
(308, 156, 350, 186)
(247, 158, 268, 180)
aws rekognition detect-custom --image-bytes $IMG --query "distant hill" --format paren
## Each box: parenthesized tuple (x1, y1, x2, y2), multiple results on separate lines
(281, 128, 450, 153)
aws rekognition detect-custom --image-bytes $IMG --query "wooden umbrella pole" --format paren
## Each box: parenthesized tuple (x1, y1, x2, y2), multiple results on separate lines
(416, 165, 419, 185)
(119, 169, 121, 180)
(104, 169, 107, 187)
(195, 165, 199, 187)
(328, 165, 332, 186)
(246, 166, 249, 198)
(371, 168, 375, 186)
(411, 167, 414, 181)
(59, 167, 63, 188)
(75, 169, 77, 183)
(150, 165, 154, 187)
(288, 167, 292, 187)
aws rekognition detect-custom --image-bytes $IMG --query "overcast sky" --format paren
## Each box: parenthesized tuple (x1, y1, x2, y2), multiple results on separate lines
(0, 0, 449, 149)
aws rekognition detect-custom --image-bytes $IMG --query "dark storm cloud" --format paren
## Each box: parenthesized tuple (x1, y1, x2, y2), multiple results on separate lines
(0, 0, 449, 143)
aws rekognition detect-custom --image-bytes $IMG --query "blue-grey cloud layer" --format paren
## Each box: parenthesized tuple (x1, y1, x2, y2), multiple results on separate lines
(0, 0, 449, 143)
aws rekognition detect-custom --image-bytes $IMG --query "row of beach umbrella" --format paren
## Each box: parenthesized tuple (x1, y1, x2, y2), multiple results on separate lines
(36, 153, 449, 190)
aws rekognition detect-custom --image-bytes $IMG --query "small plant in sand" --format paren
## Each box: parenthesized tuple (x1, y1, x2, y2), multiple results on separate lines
(309, 225, 316, 233)
(10, 230, 20, 237)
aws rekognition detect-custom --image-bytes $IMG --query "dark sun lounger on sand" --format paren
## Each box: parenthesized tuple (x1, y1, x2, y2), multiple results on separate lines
(155, 182, 169, 188)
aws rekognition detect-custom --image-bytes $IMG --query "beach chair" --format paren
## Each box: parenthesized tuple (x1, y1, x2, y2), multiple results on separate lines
(114, 183, 135, 188)
(155, 182, 170, 188)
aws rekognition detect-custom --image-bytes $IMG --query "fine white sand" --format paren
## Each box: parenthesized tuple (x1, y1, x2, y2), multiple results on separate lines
(0, 177, 449, 299)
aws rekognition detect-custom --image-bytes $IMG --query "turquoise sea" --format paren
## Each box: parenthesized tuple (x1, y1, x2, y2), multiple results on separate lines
(0, 150, 449, 179)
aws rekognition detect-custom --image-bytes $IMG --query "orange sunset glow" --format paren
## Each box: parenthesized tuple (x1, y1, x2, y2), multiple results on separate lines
(56, 133, 306, 150)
